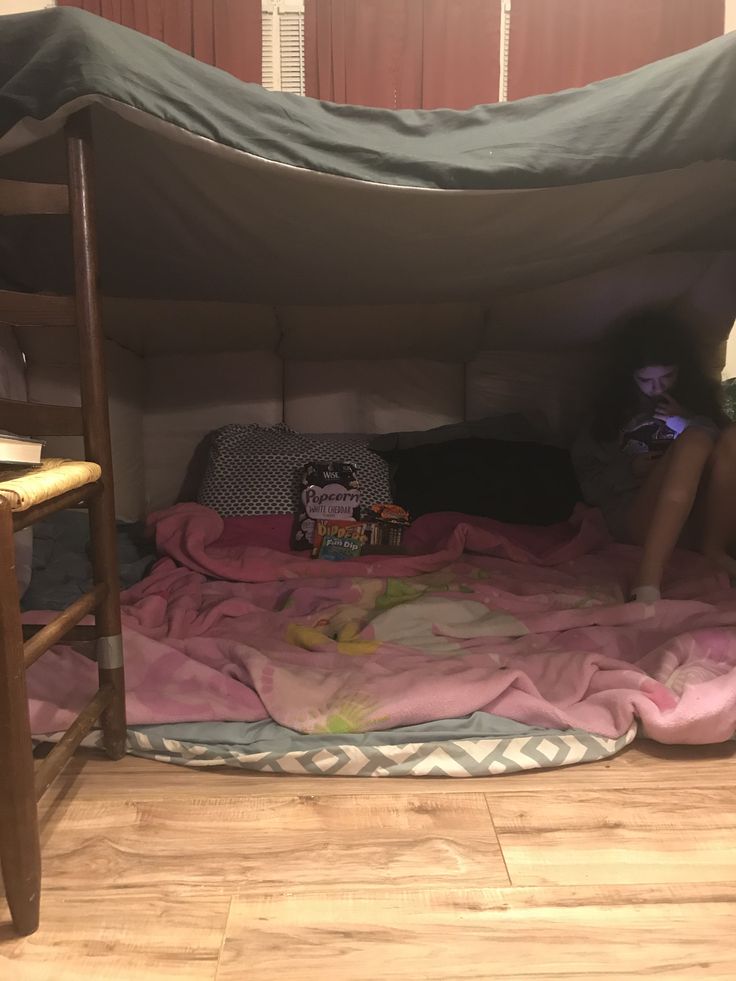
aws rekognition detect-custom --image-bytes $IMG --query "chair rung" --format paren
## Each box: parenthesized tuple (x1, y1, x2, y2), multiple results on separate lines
(23, 623, 97, 645)
(24, 585, 107, 669)
(0, 289, 75, 327)
(0, 178, 69, 216)
(35, 684, 114, 801)
(0, 397, 83, 437)
(12, 480, 101, 533)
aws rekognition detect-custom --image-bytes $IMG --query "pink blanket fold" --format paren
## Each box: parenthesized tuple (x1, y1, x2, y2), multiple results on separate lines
(154, 502, 610, 582)
(25, 504, 736, 747)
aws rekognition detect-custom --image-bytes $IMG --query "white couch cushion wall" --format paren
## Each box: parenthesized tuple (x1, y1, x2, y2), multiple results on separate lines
(22, 334, 145, 521)
(144, 351, 283, 512)
(283, 359, 465, 434)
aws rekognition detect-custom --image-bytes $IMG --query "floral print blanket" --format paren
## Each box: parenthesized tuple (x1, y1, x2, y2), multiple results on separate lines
(26, 506, 736, 745)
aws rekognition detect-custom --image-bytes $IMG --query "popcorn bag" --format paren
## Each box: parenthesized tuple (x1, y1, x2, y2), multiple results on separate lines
(291, 461, 361, 550)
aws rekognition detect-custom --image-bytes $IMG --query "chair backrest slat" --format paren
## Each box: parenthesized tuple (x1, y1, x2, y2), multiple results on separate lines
(0, 290, 76, 328)
(0, 397, 83, 437)
(0, 178, 69, 216)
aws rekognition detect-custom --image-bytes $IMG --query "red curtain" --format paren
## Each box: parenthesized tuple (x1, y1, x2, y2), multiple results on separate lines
(58, 0, 262, 83)
(421, 0, 502, 109)
(304, 0, 408, 108)
(508, 0, 726, 101)
(304, 0, 501, 110)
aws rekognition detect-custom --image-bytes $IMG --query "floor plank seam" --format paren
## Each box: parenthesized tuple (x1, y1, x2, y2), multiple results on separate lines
(482, 793, 513, 887)
(214, 894, 234, 981)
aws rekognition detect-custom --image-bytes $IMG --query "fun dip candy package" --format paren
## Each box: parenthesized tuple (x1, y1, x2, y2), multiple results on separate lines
(318, 534, 364, 561)
(311, 519, 367, 559)
(291, 462, 361, 550)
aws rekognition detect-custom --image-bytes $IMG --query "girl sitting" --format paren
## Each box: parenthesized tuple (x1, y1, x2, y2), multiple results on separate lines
(573, 309, 736, 601)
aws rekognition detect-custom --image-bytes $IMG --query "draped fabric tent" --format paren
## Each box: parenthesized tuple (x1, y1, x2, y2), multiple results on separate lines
(1, 7, 735, 518)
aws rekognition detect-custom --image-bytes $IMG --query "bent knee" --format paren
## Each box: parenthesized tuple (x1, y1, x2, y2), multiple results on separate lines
(715, 422, 736, 456)
(674, 425, 716, 456)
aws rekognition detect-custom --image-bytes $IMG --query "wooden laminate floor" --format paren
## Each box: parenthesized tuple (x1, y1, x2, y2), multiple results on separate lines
(1, 740, 735, 980)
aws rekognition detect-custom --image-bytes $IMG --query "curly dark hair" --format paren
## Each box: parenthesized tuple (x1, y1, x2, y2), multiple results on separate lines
(591, 308, 728, 441)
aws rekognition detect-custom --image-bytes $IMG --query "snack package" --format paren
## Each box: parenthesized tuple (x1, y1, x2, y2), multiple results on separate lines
(318, 531, 365, 561)
(362, 503, 410, 549)
(311, 519, 367, 558)
(621, 415, 676, 455)
(291, 461, 361, 550)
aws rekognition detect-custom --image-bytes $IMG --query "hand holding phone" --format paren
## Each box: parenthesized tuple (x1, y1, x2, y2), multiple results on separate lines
(653, 394, 690, 435)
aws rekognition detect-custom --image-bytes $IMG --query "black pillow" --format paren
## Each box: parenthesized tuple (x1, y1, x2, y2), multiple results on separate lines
(377, 437, 582, 525)
(369, 413, 542, 454)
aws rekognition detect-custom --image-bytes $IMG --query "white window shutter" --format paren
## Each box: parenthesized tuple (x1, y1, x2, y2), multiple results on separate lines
(278, 8, 305, 95)
(261, 0, 305, 96)
(261, 4, 276, 91)
(499, 0, 511, 103)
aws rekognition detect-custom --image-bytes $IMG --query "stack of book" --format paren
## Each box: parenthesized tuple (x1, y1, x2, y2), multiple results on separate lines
(0, 431, 44, 470)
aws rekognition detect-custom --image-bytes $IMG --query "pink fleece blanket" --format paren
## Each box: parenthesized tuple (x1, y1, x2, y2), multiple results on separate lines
(26, 505, 736, 745)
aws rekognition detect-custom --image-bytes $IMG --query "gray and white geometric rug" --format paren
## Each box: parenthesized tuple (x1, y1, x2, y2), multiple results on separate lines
(64, 713, 637, 778)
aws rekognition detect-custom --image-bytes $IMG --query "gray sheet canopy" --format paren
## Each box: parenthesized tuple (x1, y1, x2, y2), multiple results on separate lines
(0, 5, 735, 361)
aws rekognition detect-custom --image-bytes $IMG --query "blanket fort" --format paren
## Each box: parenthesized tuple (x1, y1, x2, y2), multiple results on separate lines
(25, 507, 736, 761)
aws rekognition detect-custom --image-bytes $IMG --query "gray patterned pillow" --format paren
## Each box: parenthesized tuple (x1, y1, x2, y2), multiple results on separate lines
(723, 378, 736, 422)
(197, 424, 393, 517)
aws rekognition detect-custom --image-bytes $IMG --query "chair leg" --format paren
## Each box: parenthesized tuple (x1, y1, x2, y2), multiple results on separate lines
(88, 488, 127, 761)
(0, 502, 41, 936)
(67, 114, 127, 762)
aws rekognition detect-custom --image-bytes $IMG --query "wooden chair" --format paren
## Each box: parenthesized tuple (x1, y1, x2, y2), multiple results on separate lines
(0, 112, 126, 936)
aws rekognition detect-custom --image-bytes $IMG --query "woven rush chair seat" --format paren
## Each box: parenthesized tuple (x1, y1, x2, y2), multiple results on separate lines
(0, 459, 102, 512)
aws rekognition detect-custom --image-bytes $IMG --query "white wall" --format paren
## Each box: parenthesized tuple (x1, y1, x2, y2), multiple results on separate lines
(0, 1, 52, 13)
(726, 3, 736, 376)
(726, 339, 736, 378)
(727, 0, 736, 33)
